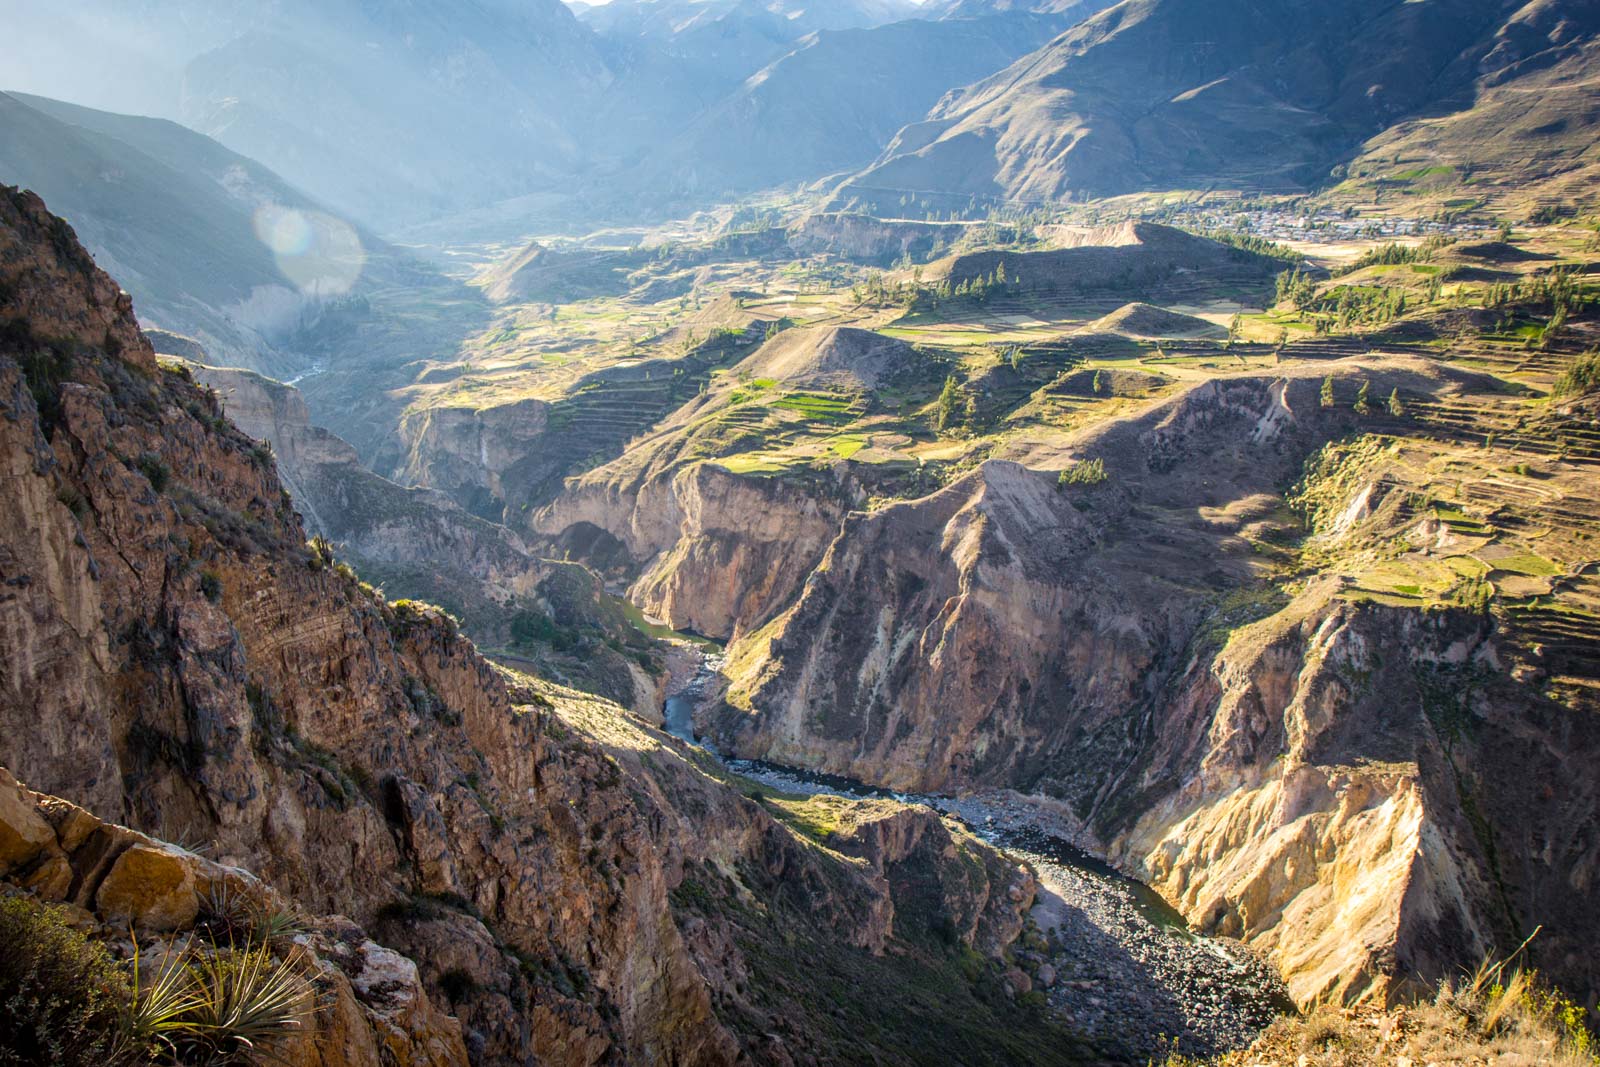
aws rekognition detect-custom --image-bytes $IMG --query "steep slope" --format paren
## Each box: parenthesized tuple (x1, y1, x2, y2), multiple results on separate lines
(1331, 6, 1600, 215)
(182, 359, 668, 713)
(5, 0, 612, 229)
(0, 92, 418, 376)
(707, 366, 1600, 1007)
(835, 0, 1600, 212)
(618, 14, 1067, 203)
(0, 187, 1097, 1064)
(535, 326, 935, 640)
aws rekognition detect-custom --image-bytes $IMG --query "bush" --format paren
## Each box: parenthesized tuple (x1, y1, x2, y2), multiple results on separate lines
(0, 895, 312, 1067)
(136, 453, 171, 494)
(0, 895, 139, 1067)
(1058, 458, 1107, 488)
(1553, 349, 1599, 398)
(199, 571, 223, 603)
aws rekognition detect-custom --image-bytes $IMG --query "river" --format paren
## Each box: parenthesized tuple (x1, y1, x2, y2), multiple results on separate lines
(655, 647, 1286, 1061)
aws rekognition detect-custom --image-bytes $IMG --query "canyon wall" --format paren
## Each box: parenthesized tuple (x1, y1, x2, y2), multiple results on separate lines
(541, 460, 845, 641)
(0, 186, 1073, 1066)
(706, 370, 1600, 1006)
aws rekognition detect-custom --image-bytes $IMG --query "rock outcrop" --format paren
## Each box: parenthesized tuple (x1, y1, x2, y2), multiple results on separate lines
(0, 185, 1077, 1065)
(534, 327, 935, 641)
(0, 766, 469, 1065)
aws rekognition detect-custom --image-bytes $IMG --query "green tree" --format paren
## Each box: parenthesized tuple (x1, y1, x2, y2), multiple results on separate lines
(1091, 370, 1105, 395)
(935, 375, 962, 430)
(1354, 379, 1373, 415)
(1388, 388, 1405, 417)
(1320, 374, 1335, 408)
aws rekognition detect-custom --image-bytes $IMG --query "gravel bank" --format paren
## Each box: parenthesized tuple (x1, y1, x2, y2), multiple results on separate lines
(726, 759, 1289, 1062)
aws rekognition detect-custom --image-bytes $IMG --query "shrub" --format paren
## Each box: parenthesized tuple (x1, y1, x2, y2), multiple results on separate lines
(199, 571, 223, 603)
(136, 453, 172, 494)
(1553, 349, 1599, 398)
(171, 944, 313, 1063)
(1058, 458, 1107, 488)
(0, 895, 139, 1066)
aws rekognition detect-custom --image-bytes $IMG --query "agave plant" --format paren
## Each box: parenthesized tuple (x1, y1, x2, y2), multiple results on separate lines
(199, 883, 307, 951)
(178, 943, 314, 1065)
(126, 935, 205, 1053)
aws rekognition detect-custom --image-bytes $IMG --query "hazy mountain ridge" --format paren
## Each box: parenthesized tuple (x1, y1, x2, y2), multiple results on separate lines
(612, 12, 1071, 206)
(0, 91, 436, 378)
(835, 0, 1600, 212)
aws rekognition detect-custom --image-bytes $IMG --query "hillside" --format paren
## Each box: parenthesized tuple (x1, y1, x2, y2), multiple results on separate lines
(0, 92, 465, 382)
(835, 0, 1600, 214)
(614, 14, 1067, 204)
(5, 0, 613, 230)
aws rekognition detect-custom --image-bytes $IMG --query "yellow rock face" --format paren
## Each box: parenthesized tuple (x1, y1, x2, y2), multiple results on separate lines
(94, 842, 200, 931)
(0, 766, 55, 873)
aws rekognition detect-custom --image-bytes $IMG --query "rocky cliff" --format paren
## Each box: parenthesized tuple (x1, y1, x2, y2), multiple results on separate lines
(180, 359, 666, 715)
(707, 367, 1600, 1007)
(533, 327, 943, 642)
(0, 186, 1089, 1065)
(541, 460, 845, 641)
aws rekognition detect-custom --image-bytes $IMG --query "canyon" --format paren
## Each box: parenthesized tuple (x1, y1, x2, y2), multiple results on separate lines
(1, 1, 1598, 1057)
(0, 187, 1097, 1064)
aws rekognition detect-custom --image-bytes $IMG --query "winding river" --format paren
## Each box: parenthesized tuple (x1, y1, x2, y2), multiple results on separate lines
(646, 631, 1290, 1060)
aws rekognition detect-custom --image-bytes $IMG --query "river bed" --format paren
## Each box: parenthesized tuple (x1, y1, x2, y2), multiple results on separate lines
(636, 623, 1289, 1059)
(722, 758, 1289, 1061)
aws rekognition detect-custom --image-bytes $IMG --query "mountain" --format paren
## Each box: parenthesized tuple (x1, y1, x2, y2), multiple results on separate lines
(580, 0, 924, 171)
(4, 0, 612, 230)
(834, 0, 1600, 213)
(581, 0, 920, 44)
(0, 91, 437, 377)
(622, 13, 1069, 203)
(1331, 0, 1600, 215)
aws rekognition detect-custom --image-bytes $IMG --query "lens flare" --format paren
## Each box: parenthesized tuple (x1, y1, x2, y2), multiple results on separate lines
(252, 205, 366, 296)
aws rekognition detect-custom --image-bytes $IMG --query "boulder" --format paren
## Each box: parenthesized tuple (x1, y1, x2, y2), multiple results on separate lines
(95, 842, 200, 931)
(0, 766, 55, 874)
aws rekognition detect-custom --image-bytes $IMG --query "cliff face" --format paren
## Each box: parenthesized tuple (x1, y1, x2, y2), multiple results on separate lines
(0, 187, 1065, 1065)
(182, 361, 672, 715)
(542, 461, 845, 641)
(396, 400, 551, 521)
(709, 370, 1600, 1007)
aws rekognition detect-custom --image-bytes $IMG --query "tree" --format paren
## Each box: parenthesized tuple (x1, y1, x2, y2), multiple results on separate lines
(1320, 374, 1335, 408)
(1388, 388, 1405, 417)
(1092, 370, 1105, 395)
(1354, 379, 1373, 415)
(935, 375, 962, 430)
(1008, 346, 1023, 373)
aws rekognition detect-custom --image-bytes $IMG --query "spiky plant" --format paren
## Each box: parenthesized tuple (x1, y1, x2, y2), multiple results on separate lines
(176, 943, 314, 1065)
(126, 936, 205, 1053)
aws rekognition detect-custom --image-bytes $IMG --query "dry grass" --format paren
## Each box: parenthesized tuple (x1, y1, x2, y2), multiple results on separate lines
(1159, 951, 1597, 1067)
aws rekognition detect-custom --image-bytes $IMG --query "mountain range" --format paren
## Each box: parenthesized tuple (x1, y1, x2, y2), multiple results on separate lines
(834, 0, 1600, 212)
